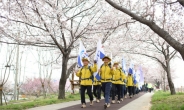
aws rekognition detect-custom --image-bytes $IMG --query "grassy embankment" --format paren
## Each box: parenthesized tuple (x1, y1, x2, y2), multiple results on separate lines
(151, 91, 184, 110)
(0, 92, 84, 110)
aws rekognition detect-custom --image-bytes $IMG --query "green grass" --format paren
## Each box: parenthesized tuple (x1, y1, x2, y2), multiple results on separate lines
(0, 93, 83, 110)
(151, 91, 184, 110)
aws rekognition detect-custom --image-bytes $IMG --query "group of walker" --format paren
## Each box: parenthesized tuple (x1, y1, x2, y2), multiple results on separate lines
(75, 56, 139, 109)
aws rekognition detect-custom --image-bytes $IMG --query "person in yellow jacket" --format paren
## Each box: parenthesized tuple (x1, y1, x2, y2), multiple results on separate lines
(126, 69, 134, 98)
(93, 77, 101, 103)
(120, 70, 126, 101)
(111, 62, 124, 104)
(147, 83, 153, 93)
(99, 56, 114, 109)
(76, 58, 97, 108)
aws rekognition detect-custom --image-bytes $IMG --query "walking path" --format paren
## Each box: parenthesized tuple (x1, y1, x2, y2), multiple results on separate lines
(119, 92, 153, 110)
(27, 92, 153, 110)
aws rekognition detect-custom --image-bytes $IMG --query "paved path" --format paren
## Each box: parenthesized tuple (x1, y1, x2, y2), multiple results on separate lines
(27, 92, 153, 110)
(119, 92, 153, 110)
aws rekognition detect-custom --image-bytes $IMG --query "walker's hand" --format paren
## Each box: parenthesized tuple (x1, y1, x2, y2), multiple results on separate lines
(75, 69, 79, 74)
(111, 67, 115, 70)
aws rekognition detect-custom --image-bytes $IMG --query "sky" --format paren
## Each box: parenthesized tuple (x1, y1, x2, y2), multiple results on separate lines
(172, 56, 184, 88)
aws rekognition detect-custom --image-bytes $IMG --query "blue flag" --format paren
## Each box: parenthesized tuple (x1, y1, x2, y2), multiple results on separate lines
(93, 39, 105, 80)
(94, 39, 105, 69)
(122, 57, 126, 73)
(139, 66, 144, 83)
(133, 73, 137, 84)
(94, 73, 101, 81)
(77, 40, 88, 67)
(128, 68, 133, 74)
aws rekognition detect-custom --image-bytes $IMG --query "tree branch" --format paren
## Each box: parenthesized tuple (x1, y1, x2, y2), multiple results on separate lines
(0, 40, 57, 48)
(123, 50, 167, 70)
(0, 15, 47, 31)
(105, 0, 184, 60)
(33, 6, 66, 54)
(66, 62, 77, 78)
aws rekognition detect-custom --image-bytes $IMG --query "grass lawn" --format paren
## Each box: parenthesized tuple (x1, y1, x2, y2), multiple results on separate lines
(151, 91, 184, 110)
(0, 93, 84, 110)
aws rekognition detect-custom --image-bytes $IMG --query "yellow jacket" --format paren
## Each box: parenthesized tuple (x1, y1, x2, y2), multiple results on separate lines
(127, 75, 133, 86)
(99, 64, 114, 82)
(121, 72, 126, 85)
(135, 83, 138, 87)
(112, 68, 124, 84)
(76, 64, 97, 86)
(93, 77, 101, 85)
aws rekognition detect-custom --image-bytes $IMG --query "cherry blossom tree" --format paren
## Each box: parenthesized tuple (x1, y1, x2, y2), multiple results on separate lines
(0, 44, 16, 105)
(0, 0, 129, 99)
(0, 0, 102, 99)
(105, 0, 184, 61)
(36, 47, 58, 98)
(121, 31, 177, 94)
(21, 77, 58, 96)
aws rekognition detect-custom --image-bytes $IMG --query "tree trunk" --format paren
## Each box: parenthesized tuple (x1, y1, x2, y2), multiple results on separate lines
(58, 78, 66, 99)
(0, 85, 3, 106)
(41, 84, 46, 98)
(181, 50, 184, 61)
(163, 72, 166, 92)
(2, 91, 7, 105)
(166, 61, 176, 95)
(58, 54, 69, 99)
(17, 88, 19, 100)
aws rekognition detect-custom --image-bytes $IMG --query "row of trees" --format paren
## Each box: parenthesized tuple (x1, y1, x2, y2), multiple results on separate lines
(104, 0, 183, 95)
(0, 0, 183, 102)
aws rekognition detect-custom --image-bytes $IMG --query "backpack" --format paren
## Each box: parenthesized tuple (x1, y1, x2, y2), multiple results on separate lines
(79, 66, 94, 82)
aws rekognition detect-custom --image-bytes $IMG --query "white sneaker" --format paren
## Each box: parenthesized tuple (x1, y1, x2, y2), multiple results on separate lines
(96, 99, 100, 103)
(104, 103, 111, 109)
(111, 100, 115, 104)
(117, 101, 121, 104)
(107, 103, 110, 107)
(90, 101, 93, 106)
(81, 103, 86, 108)
(121, 98, 123, 101)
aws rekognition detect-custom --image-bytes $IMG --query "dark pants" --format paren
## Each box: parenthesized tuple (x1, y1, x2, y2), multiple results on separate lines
(101, 82, 112, 103)
(136, 88, 139, 94)
(133, 86, 136, 95)
(112, 84, 121, 101)
(93, 85, 101, 99)
(128, 86, 133, 96)
(148, 88, 151, 93)
(121, 85, 125, 98)
(124, 87, 127, 95)
(146, 87, 148, 92)
(80, 85, 93, 104)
